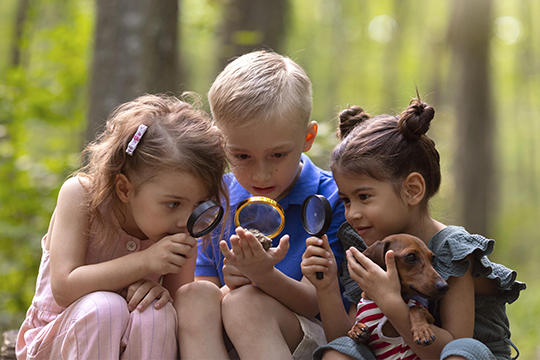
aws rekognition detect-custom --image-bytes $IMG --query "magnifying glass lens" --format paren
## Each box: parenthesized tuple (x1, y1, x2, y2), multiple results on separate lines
(301, 195, 332, 280)
(187, 200, 224, 238)
(192, 207, 221, 233)
(237, 202, 282, 237)
(305, 198, 326, 234)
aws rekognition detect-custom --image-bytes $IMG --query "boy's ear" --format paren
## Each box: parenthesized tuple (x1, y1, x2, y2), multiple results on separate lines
(303, 121, 318, 152)
(403, 172, 425, 206)
(115, 174, 133, 203)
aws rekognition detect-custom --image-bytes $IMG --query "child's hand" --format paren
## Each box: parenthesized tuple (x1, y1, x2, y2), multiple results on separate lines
(219, 227, 289, 283)
(145, 233, 197, 275)
(120, 279, 172, 312)
(222, 258, 252, 290)
(346, 247, 401, 305)
(301, 235, 337, 288)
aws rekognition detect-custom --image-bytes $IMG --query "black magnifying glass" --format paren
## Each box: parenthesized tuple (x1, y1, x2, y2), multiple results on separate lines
(187, 200, 224, 238)
(302, 194, 333, 279)
(234, 196, 285, 240)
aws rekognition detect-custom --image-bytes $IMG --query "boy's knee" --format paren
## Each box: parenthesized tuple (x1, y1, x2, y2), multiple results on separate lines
(222, 285, 265, 314)
(175, 280, 222, 315)
(175, 280, 221, 303)
(441, 338, 495, 360)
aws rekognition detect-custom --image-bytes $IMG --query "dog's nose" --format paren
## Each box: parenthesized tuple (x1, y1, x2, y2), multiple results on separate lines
(436, 280, 449, 294)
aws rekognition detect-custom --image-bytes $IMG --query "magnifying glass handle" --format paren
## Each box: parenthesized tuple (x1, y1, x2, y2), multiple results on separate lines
(316, 271, 323, 279)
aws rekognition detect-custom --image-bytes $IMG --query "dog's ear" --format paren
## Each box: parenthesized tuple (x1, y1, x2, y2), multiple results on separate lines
(362, 240, 389, 270)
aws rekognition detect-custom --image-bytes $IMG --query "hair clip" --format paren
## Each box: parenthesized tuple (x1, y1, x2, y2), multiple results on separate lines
(126, 124, 148, 156)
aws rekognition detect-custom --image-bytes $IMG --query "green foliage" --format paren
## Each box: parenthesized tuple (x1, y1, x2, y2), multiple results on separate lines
(0, 0, 92, 331)
(1, 0, 539, 358)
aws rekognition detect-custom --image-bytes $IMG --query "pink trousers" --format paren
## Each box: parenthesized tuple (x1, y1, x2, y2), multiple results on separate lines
(18, 291, 178, 360)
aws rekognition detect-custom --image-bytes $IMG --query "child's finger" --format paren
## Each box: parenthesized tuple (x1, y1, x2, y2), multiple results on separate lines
(219, 240, 234, 260)
(229, 236, 245, 260)
(244, 231, 265, 255)
(237, 231, 256, 258)
(385, 250, 397, 279)
(153, 292, 171, 310)
(347, 246, 370, 268)
(272, 235, 290, 262)
(320, 234, 332, 252)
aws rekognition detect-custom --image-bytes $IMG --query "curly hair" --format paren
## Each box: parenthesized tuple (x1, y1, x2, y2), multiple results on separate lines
(75, 93, 229, 240)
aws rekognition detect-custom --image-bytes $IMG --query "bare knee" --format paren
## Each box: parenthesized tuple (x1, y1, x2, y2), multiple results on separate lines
(222, 285, 268, 322)
(321, 349, 357, 360)
(175, 281, 223, 330)
(174, 280, 222, 311)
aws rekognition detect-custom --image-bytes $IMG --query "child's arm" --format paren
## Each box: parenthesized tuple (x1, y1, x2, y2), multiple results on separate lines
(220, 228, 320, 318)
(347, 247, 475, 359)
(302, 235, 357, 340)
(162, 253, 196, 296)
(49, 178, 196, 307)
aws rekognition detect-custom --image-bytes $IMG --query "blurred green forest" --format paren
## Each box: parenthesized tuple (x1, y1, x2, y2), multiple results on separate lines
(0, 0, 539, 358)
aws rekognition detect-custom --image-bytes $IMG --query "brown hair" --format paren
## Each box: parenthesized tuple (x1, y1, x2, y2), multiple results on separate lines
(208, 50, 312, 128)
(76, 93, 229, 240)
(331, 98, 440, 206)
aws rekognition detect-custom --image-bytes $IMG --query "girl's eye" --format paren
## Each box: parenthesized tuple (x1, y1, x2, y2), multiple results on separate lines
(273, 153, 286, 159)
(236, 154, 249, 160)
(339, 197, 350, 204)
(359, 194, 370, 201)
(167, 202, 180, 209)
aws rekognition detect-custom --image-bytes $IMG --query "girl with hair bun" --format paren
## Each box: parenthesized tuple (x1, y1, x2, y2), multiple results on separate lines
(302, 98, 525, 360)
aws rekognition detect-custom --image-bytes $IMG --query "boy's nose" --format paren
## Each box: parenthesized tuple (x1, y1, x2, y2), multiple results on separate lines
(253, 161, 272, 183)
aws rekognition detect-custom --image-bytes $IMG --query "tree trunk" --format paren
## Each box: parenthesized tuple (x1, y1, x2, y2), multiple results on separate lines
(448, 0, 494, 235)
(217, 0, 288, 70)
(85, 0, 179, 144)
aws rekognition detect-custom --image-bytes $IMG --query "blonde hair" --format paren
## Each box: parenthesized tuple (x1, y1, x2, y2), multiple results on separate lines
(76, 93, 229, 238)
(208, 50, 312, 128)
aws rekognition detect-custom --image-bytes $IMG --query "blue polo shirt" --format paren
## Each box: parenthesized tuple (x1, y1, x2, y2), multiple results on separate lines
(196, 154, 346, 289)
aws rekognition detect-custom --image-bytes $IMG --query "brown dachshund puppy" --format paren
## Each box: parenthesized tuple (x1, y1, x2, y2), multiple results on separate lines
(348, 234, 449, 346)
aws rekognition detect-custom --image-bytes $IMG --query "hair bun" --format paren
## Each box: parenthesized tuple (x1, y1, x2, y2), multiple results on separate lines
(398, 99, 435, 141)
(337, 106, 370, 140)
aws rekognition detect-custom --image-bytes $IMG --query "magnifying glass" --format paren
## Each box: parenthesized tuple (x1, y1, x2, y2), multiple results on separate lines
(302, 194, 332, 279)
(234, 196, 285, 240)
(187, 200, 224, 238)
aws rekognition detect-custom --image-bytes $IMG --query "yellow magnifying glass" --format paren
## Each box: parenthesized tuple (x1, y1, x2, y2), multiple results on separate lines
(234, 196, 285, 239)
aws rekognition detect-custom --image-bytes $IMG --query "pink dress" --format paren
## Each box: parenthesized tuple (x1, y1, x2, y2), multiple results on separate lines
(16, 217, 178, 360)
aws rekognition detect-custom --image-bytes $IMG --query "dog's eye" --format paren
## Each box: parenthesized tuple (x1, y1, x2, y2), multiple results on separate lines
(431, 255, 437, 265)
(405, 253, 417, 263)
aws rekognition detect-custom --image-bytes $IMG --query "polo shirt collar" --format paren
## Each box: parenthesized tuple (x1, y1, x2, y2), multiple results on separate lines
(227, 154, 322, 209)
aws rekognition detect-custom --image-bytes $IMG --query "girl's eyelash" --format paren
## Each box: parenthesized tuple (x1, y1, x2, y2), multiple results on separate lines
(167, 202, 180, 209)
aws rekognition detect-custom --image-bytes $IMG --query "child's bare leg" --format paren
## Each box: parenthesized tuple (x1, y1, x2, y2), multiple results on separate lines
(321, 349, 357, 360)
(175, 281, 229, 359)
(222, 284, 303, 360)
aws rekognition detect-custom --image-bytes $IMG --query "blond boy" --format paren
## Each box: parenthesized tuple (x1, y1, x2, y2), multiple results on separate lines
(175, 50, 347, 360)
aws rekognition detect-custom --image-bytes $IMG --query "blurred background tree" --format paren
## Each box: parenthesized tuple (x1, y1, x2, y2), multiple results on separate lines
(1, 0, 538, 358)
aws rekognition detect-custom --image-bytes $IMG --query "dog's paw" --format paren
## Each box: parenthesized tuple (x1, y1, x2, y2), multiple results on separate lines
(348, 322, 369, 343)
(412, 324, 435, 346)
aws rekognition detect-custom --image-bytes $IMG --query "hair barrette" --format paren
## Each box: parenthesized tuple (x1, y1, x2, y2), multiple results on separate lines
(126, 124, 148, 156)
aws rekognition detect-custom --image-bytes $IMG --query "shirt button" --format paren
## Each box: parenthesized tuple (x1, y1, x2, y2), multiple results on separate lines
(126, 241, 138, 252)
